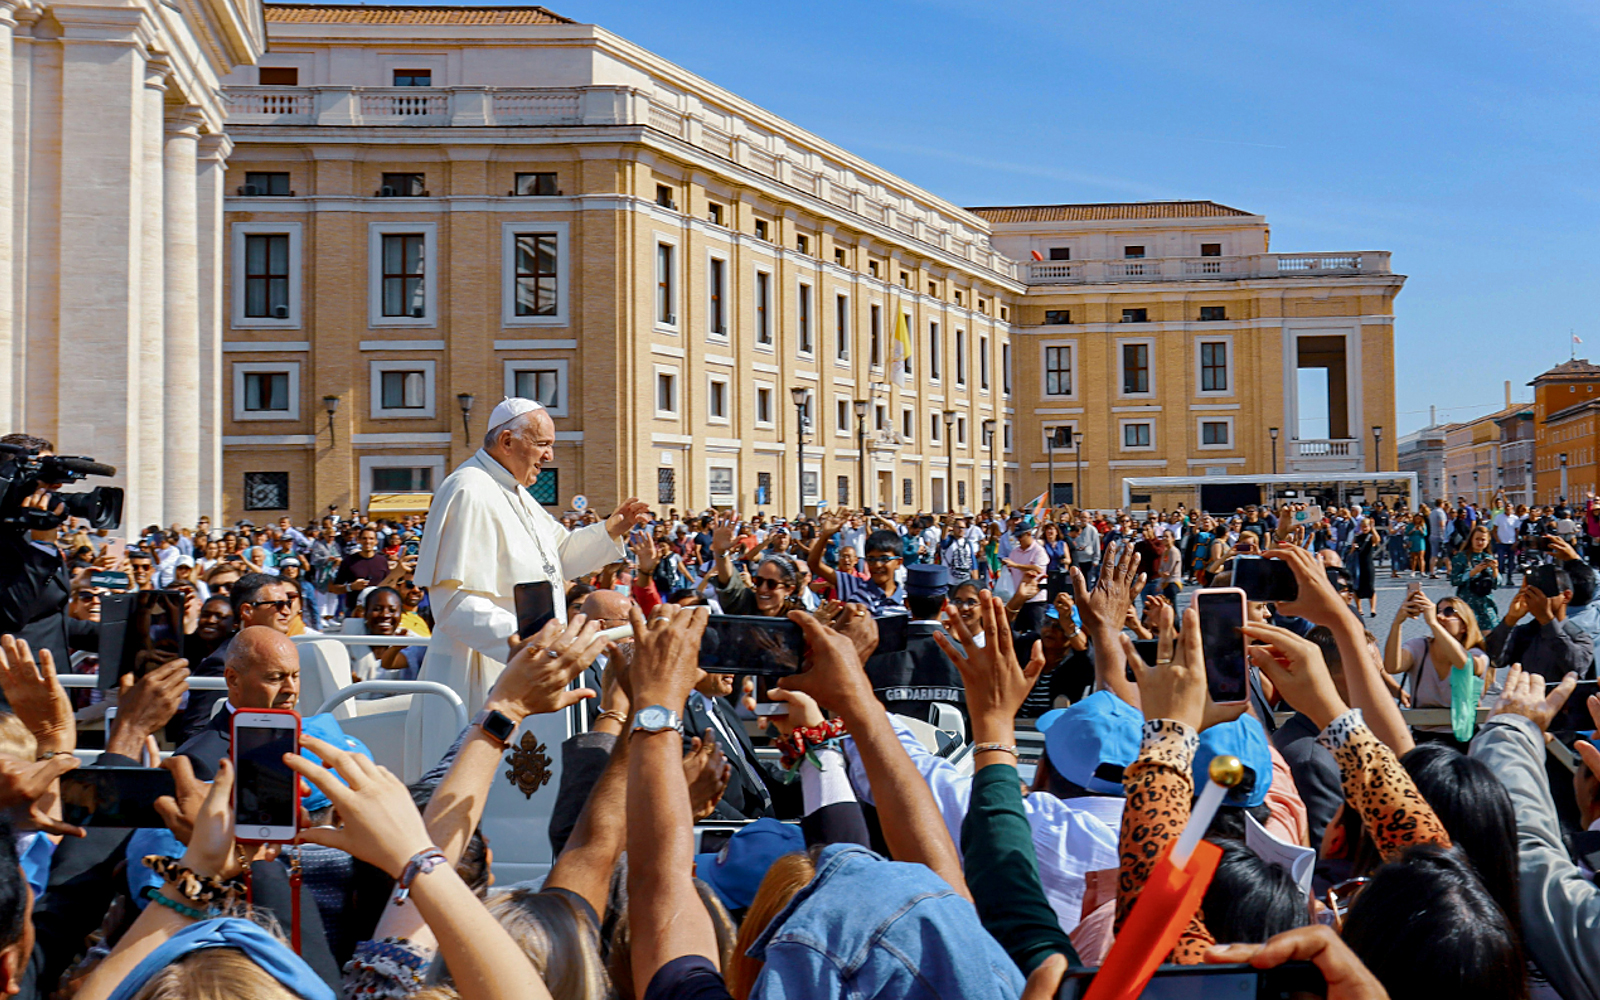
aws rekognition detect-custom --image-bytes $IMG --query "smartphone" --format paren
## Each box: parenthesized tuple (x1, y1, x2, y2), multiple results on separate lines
(700, 615, 805, 676)
(1055, 961, 1325, 999)
(1528, 564, 1561, 598)
(1231, 555, 1299, 603)
(1291, 505, 1324, 526)
(96, 590, 188, 688)
(751, 675, 788, 716)
(1406, 580, 1422, 598)
(231, 709, 301, 843)
(1194, 587, 1249, 705)
(59, 767, 177, 828)
(89, 570, 129, 591)
(874, 612, 910, 655)
(404, 540, 419, 556)
(514, 581, 558, 639)
(103, 538, 127, 563)
(1131, 637, 1160, 665)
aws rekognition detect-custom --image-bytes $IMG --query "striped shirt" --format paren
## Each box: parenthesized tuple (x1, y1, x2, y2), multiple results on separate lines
(836, 572, 905, 614)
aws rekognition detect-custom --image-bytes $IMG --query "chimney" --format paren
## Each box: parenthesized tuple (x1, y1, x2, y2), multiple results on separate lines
(1430, 405, 1436, 427)
(1505, 380, 1512, 408)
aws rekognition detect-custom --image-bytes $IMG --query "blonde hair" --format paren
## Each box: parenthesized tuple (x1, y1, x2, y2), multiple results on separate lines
(0, 714, 37, 761)
(727, 852, 818, 1000)
(483, 888, 610, 1000)
(1437, 597, 1487, 652)
(130, 949, 297, 1000)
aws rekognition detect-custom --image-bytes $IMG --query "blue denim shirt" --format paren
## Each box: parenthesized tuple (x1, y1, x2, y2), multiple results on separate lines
(1566, 602, 1600, 650)
(747, 843, 1024, 1000)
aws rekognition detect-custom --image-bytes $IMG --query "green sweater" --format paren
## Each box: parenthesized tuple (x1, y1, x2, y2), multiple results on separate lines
(959, 762, 1081, 974)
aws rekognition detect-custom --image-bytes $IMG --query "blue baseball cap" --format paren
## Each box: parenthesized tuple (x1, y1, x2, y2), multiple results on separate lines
(298, 714, 376, 813)
(905, 564, 951, 598)
(1193, 715, 1273, 808)
(1036, 691, 1142, 796)
(693, 818, 805, 911)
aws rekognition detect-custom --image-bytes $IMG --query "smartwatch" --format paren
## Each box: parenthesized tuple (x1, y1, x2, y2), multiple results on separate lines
(473, 708, 519, 747)
(632, 705, 683, 735)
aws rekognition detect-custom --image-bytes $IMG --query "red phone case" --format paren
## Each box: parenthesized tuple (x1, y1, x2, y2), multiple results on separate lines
(230, 707, 302, 843)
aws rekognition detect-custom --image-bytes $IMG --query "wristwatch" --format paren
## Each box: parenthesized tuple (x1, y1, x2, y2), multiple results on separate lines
(631, 705, 683, 735)
(473, 708, 519, 747)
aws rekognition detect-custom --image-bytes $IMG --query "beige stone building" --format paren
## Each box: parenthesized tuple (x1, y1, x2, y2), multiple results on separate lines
(3, 0, 264, 530)
(216, 3, 1403, 520)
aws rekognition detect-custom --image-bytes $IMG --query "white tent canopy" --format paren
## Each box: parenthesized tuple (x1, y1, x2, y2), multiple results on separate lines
(1121, 471, 1419, 514)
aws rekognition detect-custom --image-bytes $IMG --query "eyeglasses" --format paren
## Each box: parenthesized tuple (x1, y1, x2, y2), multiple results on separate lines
(72, 591, 104, 602)
(751, 576, 789, 591)
(864, 554, 899, 565)
(1437, 607, 1461, 619)
(949, 598, 980, 610)
(244, 599, 296, 612)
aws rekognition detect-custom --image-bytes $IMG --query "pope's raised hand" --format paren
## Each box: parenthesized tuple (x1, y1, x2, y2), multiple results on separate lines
(606, 498, 651, 540)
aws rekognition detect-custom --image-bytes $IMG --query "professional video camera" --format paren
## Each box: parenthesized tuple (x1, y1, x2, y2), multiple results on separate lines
(0, 442, 122, 531)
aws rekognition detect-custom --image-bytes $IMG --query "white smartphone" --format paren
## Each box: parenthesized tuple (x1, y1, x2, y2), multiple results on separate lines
(1292, 505, 1324, 526)
(231, 709, 301, 843)
(751, 675, 789, 717)
(1193, 587, 1249, 705)
(1406, 581, 1422, 598)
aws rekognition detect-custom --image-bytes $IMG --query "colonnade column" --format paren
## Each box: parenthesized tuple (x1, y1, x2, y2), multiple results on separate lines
(162, 106, 205, 525)
(0, 0, 16, 433)
(137, 58, 169, 526)
(195, 133, 230, 522)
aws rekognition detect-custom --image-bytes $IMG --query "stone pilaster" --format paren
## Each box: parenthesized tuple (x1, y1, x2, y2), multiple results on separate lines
(162, 106, 205, 525)
(0, 0, 17, 434)
(136, 57, 169, 527)
(195, 132, 230, 523)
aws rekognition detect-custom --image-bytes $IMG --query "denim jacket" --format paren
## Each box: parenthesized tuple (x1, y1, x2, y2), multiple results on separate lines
(747, 843, 1024, 1000)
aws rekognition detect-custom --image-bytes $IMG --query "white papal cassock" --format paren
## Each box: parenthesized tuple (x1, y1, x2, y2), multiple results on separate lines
(404, 448, 624, 766)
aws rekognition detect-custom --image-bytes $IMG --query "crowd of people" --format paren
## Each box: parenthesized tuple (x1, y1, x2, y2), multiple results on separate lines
(8, 415, 1600, 998)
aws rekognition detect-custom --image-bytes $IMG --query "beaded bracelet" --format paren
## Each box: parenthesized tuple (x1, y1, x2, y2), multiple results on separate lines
(777, 718, 849, 771)
(142, 856, 246, 907)
(390, 847, 448, 906)
(139, 885, 214, 921)
(343, 937, 432, 998)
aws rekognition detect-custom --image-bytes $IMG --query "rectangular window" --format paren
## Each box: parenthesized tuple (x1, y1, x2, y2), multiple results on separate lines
(899, 271, 910, 288)
(955, 329, 967, 385)
(903, 315, 914, 377)
(954, 290, 963, 306)
(1200, 342, 1228, 392)
(756, 386, 773, 425)
(978, 299, 987, 314)
(243, 372, 289, 412)
(1004, 424, 1012, 451)
(1199, 306, 1227, 322)
(708, 258, 727, 335)
(1002, 343, 1012, 394)
(1048, 247, 1071, 261)
(242, 472, 290, 511)
(755, 471, 772, 505)
(957, 416, 967, 445)
(243, 172, 291, 196)
(1122, 344, 1150, 394)
(1044, 310, 1071, 325)
(1124, 423, 1152, 448)
(1201, 421, 1230, 445)
(870, 305, 882, 365)
(875, 403, 886, 432)
(655, 184, 675, 209)
(1045, 346, 1073, 395)
(393, 69, 431, 86)
(708, 379, 728, 420)
(657, 468, 676, 505)
(656, 372, 678, 414)
(836, 398, 850, 433)
(707, 202, 724, 225)
(755, 272, 772, 345)
(1124, 245, 1145, 259)
(258, 67, 298, 86)
(372, 466, 434, 492)
(380, 173, 425, 197)
(1201, 243, 1222, 257)
(656, 244, 675, 324)
(869, 260, 880, 278)
(514, 172, 558, 196)
(1121, 308, 1148, 323)
(380, 234, 426, 317)
(903, 408, 915, 441)
(929, 322, 941, 380)
(835, 247, 847, 266)
(835, 295, 849, 360)
(957, 480, 967, 508)
(980, 335, 990, 390)
(526, 469, 559, 505)
(512, 233, 558, 317)
(709, 468, 734, 497)
(243, 234, 290, 318)
(1001, 306, 1008, 322)
(796, 234, 810, 255)
(798, 283, 813, 354)
(513, 368, 560, 409)
(380, 370, 427, 409)
(930, 413, 941, 443)
(754, 219, 769, 241)
(903, 478, 914, 507)
(838, 475, 850, 506)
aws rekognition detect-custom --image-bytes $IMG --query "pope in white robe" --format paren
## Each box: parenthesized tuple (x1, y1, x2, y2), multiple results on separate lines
(405, 397, 647, 768)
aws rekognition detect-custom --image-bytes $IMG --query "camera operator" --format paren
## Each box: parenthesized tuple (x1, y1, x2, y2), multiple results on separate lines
(0, 434, 99, 673)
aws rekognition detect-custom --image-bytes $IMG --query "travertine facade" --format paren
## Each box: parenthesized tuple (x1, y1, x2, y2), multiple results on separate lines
(216, 4, 1403, 520)
(3, 0, 263, 529)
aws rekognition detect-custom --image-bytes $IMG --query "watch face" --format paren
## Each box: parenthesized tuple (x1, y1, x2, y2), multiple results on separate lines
(480, 710, 517, 742)
(636, 706, 671, 730)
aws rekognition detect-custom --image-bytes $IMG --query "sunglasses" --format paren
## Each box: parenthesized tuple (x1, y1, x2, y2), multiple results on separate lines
(1437, 607, 1461, 619)
(72, 591, 105, 602)
(1325, 876, 1370, 932)
(864, 554, 899, 565)
(751, 576, 789, 591)
(244, 599, 296, 612)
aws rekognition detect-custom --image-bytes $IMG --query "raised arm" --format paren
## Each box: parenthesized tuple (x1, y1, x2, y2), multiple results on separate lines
(1070, 541, 1142, 706)
(808, 509, 845, 587)
(1382, 601, 1416, 676)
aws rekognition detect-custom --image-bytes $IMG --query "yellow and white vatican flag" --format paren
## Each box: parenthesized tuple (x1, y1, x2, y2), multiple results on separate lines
(890, 310, 913, 387)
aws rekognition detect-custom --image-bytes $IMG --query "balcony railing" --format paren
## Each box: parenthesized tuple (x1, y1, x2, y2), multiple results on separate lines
(225, 85, 625, 128)
(1289, 439, 1359, 458)
(1024, 252, 1391, 284)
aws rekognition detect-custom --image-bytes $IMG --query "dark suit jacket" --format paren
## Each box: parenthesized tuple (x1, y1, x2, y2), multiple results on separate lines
(173, 707, 233, 781)
(0, 530, 97, 674)
(683, 692, 798, 821)
(1272, 711, 1343, 849)
(175, 634, 234, 741)
(866, 623, 966, 727)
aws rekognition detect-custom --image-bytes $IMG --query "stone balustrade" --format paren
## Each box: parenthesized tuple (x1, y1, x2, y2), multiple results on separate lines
(1025, 252, 1391, 284)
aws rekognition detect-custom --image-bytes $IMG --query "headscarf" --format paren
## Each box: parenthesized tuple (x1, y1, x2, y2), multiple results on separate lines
(107, 918, 335, 1000)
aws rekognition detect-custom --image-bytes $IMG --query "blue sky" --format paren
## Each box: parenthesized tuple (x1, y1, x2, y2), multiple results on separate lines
(545, 1, 1597, 434)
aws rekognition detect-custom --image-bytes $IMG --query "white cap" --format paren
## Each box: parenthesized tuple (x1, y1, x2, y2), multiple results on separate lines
(486, 396, 546, 434)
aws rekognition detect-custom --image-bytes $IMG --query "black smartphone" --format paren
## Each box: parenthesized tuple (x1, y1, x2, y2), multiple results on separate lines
(1194, 587, 1249, 704)
(1055, 961, 1326, 999)
(404, 540, 419, 556)
(59, 767, 177, 828)
(874, 612, 910, 655)
(97, 590, 187, 689)
(1231, 555, 1299, 603)
(514, 581, 558, 639)
(1528, 564, 1562, 598)
(701, 615, 805, 676)
(1131, 637, 1160, 664)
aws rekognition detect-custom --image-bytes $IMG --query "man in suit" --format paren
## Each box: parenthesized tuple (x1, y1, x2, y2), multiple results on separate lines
(176, 572, 291, 740)
(173, 625, 300, 780)
(683, 669, 796, 821)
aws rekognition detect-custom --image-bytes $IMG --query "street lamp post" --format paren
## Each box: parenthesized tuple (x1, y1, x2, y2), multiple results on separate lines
(1473, 469, 1480, 506)
(456, 392, 475, 445)
(322, 395, 341, 446)
(1073, 430, 1083, 509)
(1372, 425, 1383, 474)
(1268, 426, 1279, 508)
(942, 410, 956, 512)
(1046, 426, 1056, 509)
(854, 400, 869, 510)
(791, 387, 809, 516)
(1560, 452, 1570, 503)
(982, 419, 996, 512)
(1525, 459, 1534, 506)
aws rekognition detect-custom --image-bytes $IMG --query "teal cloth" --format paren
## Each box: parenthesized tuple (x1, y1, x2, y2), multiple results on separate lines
(1450, 664, 1485, 744)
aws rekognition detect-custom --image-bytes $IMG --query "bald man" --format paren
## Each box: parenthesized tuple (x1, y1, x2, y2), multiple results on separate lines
(172, 626, 300, 781)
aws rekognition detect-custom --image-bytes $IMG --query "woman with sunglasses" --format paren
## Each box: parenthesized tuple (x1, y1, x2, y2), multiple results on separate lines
(710, 516, 801, 617)
(1383, 591, 1490, 748)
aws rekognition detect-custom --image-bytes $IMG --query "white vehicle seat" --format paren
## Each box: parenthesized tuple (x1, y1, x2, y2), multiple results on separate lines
(296, 639, 355, 721)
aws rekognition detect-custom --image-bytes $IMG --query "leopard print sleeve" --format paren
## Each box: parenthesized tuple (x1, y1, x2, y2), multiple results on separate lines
(1316, 708, 1451, 860)
(1115, 719, 1215, 964)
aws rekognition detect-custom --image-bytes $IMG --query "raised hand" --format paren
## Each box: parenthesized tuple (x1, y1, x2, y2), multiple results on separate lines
(0, 754, 82, 838)
(176, 758, 250, 879)
(766, 687, 825, 736)
(153, 754, 208, 845)
(814, 600, 879, 664)
(628, 604, 711, 710)
(1490, 663, 1576, 733)
(934, 590, 1044, 730)
(289, 735, 432, 878)
(682, 730, 730, 821)
(0, 635, 75, 754)
(781, 610, 877, 721)
(1242, 621, 1348, 729)
(486, 615, 604, 723)
(1125, 606, 1207, 731)
(1071, 541, 1143, 636)
(710, 520, 738, 557)
(1265, 545, 1349, 626)
(106, 659, 191, 760)
(632, 536, 661, 576)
